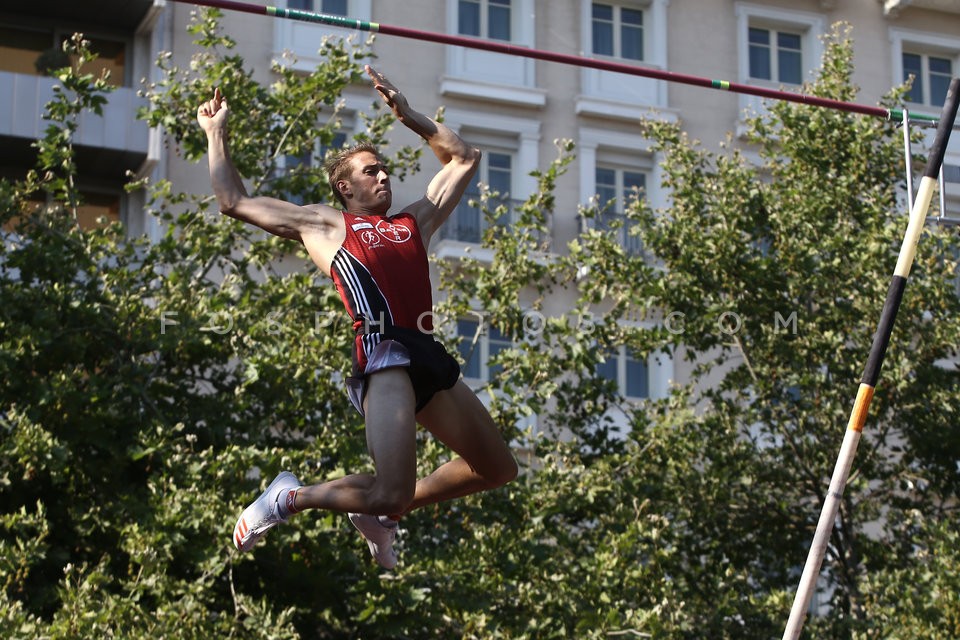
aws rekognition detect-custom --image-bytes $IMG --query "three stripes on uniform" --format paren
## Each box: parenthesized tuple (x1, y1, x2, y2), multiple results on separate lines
(331, 248, 395, 362)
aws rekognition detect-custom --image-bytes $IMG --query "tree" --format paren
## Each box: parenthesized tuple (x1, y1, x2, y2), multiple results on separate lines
(632, 23, 960, 637)
(0, 16, 410, 639)
(424, 21, 960, 639)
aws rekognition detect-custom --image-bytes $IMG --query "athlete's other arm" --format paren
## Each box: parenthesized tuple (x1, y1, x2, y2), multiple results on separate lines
(197, 89, 338, 243)
(365, 66, 481, 242)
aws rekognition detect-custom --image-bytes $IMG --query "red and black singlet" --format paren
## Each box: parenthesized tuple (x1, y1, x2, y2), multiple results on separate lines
(330, 211, 434, 369)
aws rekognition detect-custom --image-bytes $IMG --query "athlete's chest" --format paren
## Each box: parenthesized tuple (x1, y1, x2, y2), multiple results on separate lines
(342, 214, 425, 264)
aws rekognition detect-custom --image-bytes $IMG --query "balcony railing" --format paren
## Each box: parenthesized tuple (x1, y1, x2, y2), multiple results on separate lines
(0, 71, 149, 155)
(438, 197, 548, 244)
(587, 210, 645, 257)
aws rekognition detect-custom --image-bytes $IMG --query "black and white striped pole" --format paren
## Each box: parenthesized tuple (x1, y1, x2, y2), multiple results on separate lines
(782, 77, 960, 640)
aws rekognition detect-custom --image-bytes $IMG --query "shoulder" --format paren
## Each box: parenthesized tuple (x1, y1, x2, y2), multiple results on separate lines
(395, 196, 437, 233)
(389, 211, 425, 234)
(389, 210, 417, 223)
(298, 203, 345, 243)
(303, 203, 343, 223)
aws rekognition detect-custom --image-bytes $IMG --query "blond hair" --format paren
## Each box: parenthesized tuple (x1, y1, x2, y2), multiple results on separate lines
(324, 142, 385, 208)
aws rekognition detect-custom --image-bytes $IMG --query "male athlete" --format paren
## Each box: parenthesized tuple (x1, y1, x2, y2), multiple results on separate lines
(197, 65, 517, 569)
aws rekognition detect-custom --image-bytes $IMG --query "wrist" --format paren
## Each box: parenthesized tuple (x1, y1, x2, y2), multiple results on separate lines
(206, 127, 228, 144)
(400, 110, 430, 134)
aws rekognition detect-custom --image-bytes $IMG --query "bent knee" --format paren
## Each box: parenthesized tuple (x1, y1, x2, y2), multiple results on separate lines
(366, 484, 415, 516)
(487, 456, 519, 489)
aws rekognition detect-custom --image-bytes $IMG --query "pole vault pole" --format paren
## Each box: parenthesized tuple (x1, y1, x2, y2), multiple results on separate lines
(168, 0, 942, 125)
(782, 77, 960, 640)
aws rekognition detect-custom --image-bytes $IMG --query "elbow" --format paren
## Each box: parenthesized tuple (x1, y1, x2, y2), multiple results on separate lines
(466, 146, 482, 171)
(215, 192, 242, 217)
(218, 202, 236, 217)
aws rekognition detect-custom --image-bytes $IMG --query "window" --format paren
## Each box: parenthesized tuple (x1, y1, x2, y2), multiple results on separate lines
(593, 165, 646, 255)
(944, 164, 960, 185)
(577, 0, 668, 116)
(890, 29, 960, 116)
(323, 0, 349, 13)
(735, 4, 824, 127)
(0, 26, 50, 75)
(76, 191, 122, 228)
(431, 110, 540, 255)
(942, 163, 960, 227)
(457, 317, 511, 383)
(748, 26, 802, 85)
(443, 150, 516, 243)
(319, 131, 349, 160)
(458, 0, 511, 41)
(287, 0, 347, 12)
(578, 127, 661, 254)
(591, 2, 644, 61)
(69, 36, 127, 88)
(280, 130, 347, 205)
(274, 0, 371, 70)
(443, 0, 539, 103)
(0, 26, 128, 87)
(3, 196, 46, 233)
(903, 51, 953, 108)
(281, 150, 315, 207)
(597, 346, 650, 399)
(9, 190, 123, 230)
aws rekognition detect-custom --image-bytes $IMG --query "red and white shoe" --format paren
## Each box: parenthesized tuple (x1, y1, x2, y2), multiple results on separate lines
(233, 471, 300, 552)
(348, 512, 398, 569)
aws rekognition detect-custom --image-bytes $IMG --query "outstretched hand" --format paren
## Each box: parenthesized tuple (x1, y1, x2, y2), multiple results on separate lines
(197, 87, 228, 134)
(366, 65, 411, 120)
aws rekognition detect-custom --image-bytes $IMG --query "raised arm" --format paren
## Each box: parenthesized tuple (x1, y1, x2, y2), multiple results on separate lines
(366, 66, 481, 241)
(197, 89, 339, 243)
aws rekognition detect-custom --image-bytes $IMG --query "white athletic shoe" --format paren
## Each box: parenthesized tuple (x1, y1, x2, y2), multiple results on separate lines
(348, 513, 399, 570)
(233, 471, 301, 552)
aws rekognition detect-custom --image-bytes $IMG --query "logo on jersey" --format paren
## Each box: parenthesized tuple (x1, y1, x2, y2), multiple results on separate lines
(359, 229, 383, 248)
(376, 219, 413, 244)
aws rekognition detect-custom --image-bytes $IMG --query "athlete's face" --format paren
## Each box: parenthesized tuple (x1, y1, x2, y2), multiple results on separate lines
(340, 151, 392, 215)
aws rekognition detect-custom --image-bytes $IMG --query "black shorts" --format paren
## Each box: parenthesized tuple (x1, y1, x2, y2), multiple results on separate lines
(346, 326, 461, 416)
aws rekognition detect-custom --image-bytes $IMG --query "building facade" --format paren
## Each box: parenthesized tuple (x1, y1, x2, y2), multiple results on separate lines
(0, 0, 170, 236)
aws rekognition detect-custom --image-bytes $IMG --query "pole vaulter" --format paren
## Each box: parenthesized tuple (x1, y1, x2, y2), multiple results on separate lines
(167, 1, 960, 635)
(167, 0, 946, 126)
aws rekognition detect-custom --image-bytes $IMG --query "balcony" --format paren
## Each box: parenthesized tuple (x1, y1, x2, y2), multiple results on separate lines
(439, 0, 544, 107)
(0, 0, 160, 178)
(591, 211, 644, 257)
(0, 71, 150, 160)
(437, 197, 525, 244)
(884, 0, 960, 17)
(576, 65, 668, 120)
(434, 196, 551, 260)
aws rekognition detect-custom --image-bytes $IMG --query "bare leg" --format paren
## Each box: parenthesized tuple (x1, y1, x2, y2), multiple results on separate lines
(404, 458, 498, 511)
(290, 378, 515, 516)
(402, 380, 518, 514)
(293, 368, 419, 516)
